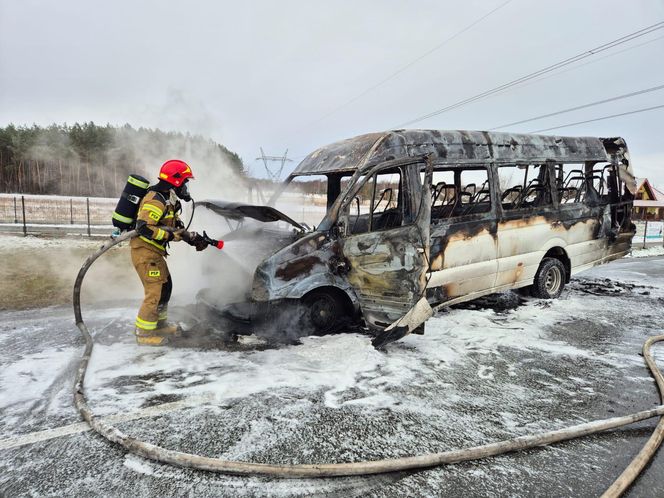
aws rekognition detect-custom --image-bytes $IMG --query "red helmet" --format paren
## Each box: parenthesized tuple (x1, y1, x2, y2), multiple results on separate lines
(159, 159, 194, 187)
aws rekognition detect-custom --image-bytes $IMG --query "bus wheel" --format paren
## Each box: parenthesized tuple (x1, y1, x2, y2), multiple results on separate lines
(302, 289, 346, 335)
(531, 257, 566, 299)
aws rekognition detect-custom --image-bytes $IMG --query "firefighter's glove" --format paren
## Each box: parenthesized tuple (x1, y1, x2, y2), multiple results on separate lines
(192, 233, 209, 252)
(180, 230, 207, 251)
(176, 229, 195, 244)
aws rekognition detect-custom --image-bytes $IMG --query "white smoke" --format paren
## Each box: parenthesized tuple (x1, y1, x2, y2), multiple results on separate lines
(104, 95, 271, 312)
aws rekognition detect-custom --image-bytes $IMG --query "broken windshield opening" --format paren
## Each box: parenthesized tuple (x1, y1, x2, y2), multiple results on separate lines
(271, 172, 361, 230)
(272, 174, 329, 230)
(342, 170, 405, 234)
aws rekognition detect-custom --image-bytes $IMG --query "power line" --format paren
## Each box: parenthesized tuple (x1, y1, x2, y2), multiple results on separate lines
(486, 33, 664, 102)
(529, 104, 664, 133)
(490, 83, 664, 130)
(301, 0, 514, 129)
(397, 21, 664, 127)
(395, 21, 664, 128)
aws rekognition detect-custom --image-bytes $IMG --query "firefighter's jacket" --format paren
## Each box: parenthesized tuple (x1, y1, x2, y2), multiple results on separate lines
(130, 189, 183, 254)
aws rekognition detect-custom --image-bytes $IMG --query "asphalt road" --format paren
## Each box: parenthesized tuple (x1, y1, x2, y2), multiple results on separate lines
(1, 256, 664, 497)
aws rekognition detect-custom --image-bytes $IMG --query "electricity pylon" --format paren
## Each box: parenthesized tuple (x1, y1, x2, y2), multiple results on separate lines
(256, 147, 292, 181)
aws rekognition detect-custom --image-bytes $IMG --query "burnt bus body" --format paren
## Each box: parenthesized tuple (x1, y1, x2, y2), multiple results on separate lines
(198, 130, 636, 344)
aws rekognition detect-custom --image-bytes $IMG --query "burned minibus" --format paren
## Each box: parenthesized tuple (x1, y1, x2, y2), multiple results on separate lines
(198, 130, 636, 345)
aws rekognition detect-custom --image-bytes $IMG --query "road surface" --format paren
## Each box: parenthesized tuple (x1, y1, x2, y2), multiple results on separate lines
(1, 256, 664, 497)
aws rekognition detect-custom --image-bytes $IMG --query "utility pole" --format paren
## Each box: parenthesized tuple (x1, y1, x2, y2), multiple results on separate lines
(256, 147, 293, 182)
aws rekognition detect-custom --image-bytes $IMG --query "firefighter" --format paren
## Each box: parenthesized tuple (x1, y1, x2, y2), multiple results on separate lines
(131, 159, 208, 346)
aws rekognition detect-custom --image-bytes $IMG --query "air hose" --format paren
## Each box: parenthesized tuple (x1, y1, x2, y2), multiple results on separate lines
(73, 234, 664, 494)
(184, 200, 195, 231)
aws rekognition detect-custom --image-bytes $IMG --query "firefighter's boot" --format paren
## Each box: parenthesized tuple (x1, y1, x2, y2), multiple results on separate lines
(155, 307, 181, 337)
(134, 327, 169, 346)
(155, 321, 181, 337)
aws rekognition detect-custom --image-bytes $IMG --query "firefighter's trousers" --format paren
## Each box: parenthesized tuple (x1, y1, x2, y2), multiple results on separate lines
(131, 246, 173, 331)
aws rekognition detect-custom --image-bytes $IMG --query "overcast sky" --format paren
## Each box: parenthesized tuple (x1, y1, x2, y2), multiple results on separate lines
(1, 0, 663, 184)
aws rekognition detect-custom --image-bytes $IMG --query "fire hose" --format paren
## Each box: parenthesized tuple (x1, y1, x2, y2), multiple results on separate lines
(73, 231, 664, 495)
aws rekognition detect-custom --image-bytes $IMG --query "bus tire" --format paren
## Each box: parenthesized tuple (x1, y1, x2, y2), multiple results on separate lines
(531, 257, 566, 299)
(302, 289, 347, 335)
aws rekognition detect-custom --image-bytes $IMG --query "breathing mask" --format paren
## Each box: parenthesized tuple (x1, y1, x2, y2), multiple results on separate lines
(174, 180, 192, 202)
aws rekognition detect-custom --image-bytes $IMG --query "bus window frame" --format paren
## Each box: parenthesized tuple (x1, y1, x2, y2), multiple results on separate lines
(423, 163, 496, 224)
(496, 163, 556, 217)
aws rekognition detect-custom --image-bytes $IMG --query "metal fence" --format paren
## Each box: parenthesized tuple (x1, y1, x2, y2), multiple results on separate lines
(633, 220, 664, 249)
(0, 194, 116, 236)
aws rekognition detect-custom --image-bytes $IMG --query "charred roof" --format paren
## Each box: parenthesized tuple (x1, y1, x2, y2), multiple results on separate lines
(291, 130, 625, 176)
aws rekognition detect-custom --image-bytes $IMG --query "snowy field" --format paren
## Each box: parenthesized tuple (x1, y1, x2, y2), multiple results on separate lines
(1, 244, 664, 496)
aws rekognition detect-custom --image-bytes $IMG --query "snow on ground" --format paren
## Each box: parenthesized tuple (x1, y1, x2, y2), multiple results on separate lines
(86, 333, 386, 415)
(1, 346, 79, 427)
(0, 234, 107, 250)
(78, 275, 661, 435)
(628, 245, 664, 258)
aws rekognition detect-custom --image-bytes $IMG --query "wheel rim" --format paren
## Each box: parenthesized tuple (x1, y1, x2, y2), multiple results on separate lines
(310, 295, 337, 330)
(544, 266, 563, 294)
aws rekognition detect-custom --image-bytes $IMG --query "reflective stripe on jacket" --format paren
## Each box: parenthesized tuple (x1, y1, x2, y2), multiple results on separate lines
(130, 190, 182, 254)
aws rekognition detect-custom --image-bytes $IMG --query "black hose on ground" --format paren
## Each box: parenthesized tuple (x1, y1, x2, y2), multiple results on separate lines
(73, 234, 664, 493)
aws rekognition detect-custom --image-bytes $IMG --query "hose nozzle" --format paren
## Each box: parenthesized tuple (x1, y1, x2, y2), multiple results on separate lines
(202, 231, 224, 250)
